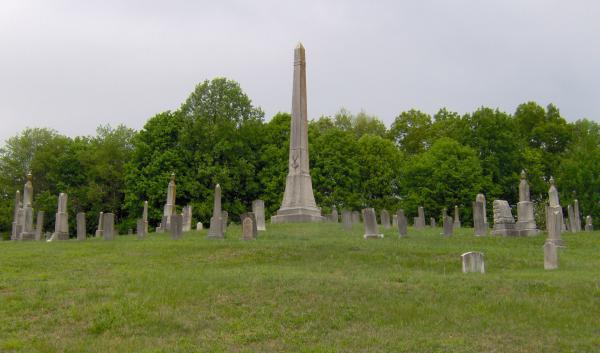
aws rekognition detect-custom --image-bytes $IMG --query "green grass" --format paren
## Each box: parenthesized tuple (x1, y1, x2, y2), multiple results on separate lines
(1, 223, 600, 352)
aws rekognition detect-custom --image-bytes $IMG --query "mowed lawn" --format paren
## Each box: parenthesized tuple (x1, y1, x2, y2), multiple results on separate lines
(1, 223, 600, 353)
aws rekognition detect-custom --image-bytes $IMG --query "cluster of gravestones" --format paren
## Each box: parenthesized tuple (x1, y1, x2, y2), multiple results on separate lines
(9, 173, 267, 242)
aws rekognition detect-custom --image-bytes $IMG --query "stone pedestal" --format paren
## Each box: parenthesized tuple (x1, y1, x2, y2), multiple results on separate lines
(52, 193, 69, 240)
(515, 201, 540, 236)
(20, 207, 36, 240)
(546, 207, 564, 247)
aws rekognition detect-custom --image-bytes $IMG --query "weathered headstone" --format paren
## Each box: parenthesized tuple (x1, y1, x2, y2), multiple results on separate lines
(76, 212, 86, 240)
(363, 208, 383, 239)
(546, 209, 564, 247)
(567, 205, 576, 234)
(11, 190, 21, 240)
(492, 200, 517, 236)
(35, 211, 44, 241)
(242, 217, 255, 241)
(103, 213, 115, 241)
(461, 252, 485, 273)
(240, 212, 258, 240)
(392, 214, 398, 227)
(544, 241, 559, 270)
(443, 216, 453, 236)
(222, 210, 229, 232)
(546, 177, 565, 245)
(20, 173, 36, 240)
(196, 222, 203, 231)
(271, 44, 325, 223)
(397, 209, 408, 237)
(430, 217, 436, 228)
(330, 206, 339, 223)
(252, 199, 266, 231)
(414, 206, 426, 229)
(51, 193, 69, 240)
(207, 184, 224, 239)
(573, 199, 582, 232)
(95, 212, 104, 237)
(453, 206, 461, 229)
(473, 193, 488, 236)
(170, 214, 183, 239)
(585, 215, 593, 231)
(160, 173, 177, 232)
(351, 211, 361, 224)
(136, 219, 145, 239)
(142, 201, 149, 235)
(182, 205, 192, 232)
(515, 171, 540, 236)
(380, 209, 391, 229)
(341, 210, 352, 230)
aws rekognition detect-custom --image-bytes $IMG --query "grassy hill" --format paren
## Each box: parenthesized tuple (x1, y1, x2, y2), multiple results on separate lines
(1, 223, 599, 352)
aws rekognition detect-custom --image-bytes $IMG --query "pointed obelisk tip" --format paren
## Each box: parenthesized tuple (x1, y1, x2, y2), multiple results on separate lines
(295, 42, 304, 50)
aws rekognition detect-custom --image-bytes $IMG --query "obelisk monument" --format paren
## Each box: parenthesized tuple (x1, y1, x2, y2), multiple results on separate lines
(271, 43, 325, 223)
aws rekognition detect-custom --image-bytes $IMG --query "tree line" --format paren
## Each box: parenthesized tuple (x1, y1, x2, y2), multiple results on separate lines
(1, 77, 598, 237)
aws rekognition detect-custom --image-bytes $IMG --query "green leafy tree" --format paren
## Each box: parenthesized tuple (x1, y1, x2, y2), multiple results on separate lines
(388, 109, 432, 155)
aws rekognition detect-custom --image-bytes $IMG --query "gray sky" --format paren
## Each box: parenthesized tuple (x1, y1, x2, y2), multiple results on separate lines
(1, 0, 599, 143)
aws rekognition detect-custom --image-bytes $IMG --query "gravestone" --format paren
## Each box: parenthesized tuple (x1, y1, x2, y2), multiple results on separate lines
(95, 212, 104, 237)
(573, 199, 582, 232)
(546, 209, 564, 247)
(160, 173, 177, 232)
(196, 222, 203, 231)
(341, 210, 352, 230)
(363, 208, 383, 239)
(35, 211, 44, 241)
(567, 205, 576, 233)
(492, 200, 517, 236)
(397, 209, 408, 237)
(351, 211, 361, 224)
(170, 214, 183, 239)
(544, 241, 559, 270)
(414, 206, 426, 229)
(182, 205, 192, 232)
(142, 201, 149, 235)
(585, 216, 593, 231)
(271, 44, 325, 223)
(240, 212, 258, 240)
(252, 200, 266, 231)
(546, 177, 565, 245)
(430, 217, 436, 228)
(207, 184, 224, 239)
(76, 212, 86, 240)
(330, 206, 339, 223)
(392, 215, 398, 227)
(453, 206, 461, 229)
(222, 211, 229, 232)
(461, 252, 485, 273)
(20, 173, 36, 240)
(443, 216, 453, 236)
(380, 209, 391, 229)
(473, 193, 488, 236)
(136, 219, 145, 239)
(11, 190, 21, 240)
(103, 213, 115, 241)
(515, 171, 540, 236)
(52, 193, 69, 240)
(242, 217, 255, 241)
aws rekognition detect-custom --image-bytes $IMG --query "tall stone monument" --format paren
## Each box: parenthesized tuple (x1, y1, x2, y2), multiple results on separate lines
(142, 201, 149, 235)
(161, 173, 177, 231)
(492, 200, 517, 236)
(76, 212, 86, 240)
(473, 193, 488, 236)
(546, 176, 564, 246)
(20, 173, 36, 240)
(95, 212, 104, 237)
(546, 210, 564, 247)
(182, 205, 192, 232)
(515, 170, 540, 236)
(414, 206, 426, 229)
(271, 43, 325, 223)
(396, 209, 408, 237)
(573, 199, 582, 232)
(453, 205, 461, 229)
(11, 190, 21, 240)
(51, 193, 69, 240)
(252, 200, 266, 231)
(207, 184, 224, 239)
(103, 213, 115, 241)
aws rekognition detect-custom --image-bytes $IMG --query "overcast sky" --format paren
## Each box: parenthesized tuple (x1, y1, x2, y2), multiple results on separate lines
(1, 0, 599, 143)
